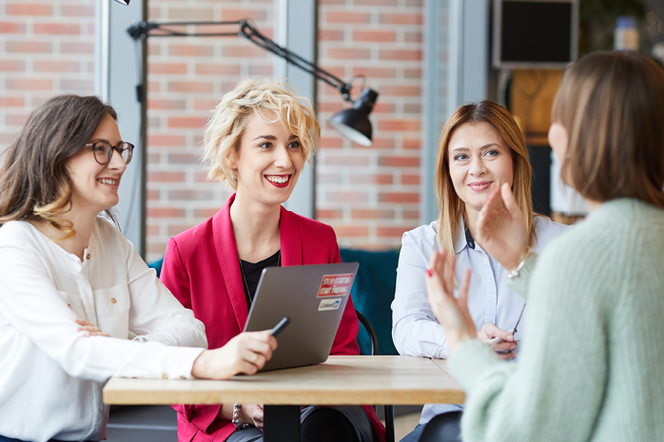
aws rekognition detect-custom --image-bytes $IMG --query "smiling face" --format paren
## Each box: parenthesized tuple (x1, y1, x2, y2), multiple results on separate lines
(67, 113, 127, 216)
(228, 111, 305, 208)
(448, 121, 514, 216)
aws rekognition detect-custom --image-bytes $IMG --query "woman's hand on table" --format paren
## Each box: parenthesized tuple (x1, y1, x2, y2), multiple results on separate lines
(425, 249, 476, 353)
(476, 183, 530, 271)
(245, 403, 264, 429)
(478, 323, 517, 360)
(74, 318, 109, 337)
(191, 331, 277, 380)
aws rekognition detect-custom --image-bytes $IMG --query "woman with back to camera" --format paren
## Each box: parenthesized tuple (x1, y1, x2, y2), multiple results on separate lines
(0, 95, 276, 442)
(160, 78, 384, 442)
(391, 100, 568, 442)
(423, 50, 664, 442)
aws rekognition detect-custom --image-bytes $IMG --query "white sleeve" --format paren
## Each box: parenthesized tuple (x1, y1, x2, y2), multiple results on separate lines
(391, 230, 449, 358)
(0, 233, 204, 383)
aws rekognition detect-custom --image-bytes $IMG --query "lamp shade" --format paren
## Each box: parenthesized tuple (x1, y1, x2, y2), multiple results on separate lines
(114, 0, 130, 5)
(329, 88, 378, 147)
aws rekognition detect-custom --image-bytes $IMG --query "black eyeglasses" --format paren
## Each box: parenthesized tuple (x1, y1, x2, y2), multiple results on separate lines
(85, 140, 134, 165)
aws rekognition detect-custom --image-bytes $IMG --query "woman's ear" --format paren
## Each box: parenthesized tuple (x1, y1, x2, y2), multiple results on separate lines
(225, 151, 237, 170)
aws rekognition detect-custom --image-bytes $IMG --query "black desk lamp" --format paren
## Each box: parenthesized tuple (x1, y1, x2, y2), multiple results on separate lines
(127, 19, 379, 146)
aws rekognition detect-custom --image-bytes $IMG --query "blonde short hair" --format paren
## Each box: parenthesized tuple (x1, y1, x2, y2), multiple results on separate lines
(203, 78, 320, 189)
(435, 100, 536, 253)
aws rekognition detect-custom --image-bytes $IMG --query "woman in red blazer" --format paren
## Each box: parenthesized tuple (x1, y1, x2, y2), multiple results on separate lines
(161, 78, 385, 442)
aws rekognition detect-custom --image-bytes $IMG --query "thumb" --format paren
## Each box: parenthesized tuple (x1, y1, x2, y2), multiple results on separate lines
(501, 182, 521, 215)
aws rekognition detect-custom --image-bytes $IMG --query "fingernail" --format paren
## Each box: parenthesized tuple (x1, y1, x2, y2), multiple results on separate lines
(426, 269, 433, 277)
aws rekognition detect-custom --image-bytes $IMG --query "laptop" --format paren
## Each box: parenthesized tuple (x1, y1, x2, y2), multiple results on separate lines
(243, 262, 360, 372)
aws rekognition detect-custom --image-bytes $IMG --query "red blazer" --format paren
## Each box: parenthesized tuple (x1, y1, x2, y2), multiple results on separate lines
(161, 194, 385, 442)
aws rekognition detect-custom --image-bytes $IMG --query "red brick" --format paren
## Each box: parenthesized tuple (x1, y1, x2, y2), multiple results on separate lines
(222, 45, 269, 58)
(323, 154, 371, 167)
(148, 99, 187, 110)
(146, 224, 159, 236)
(377, 226, 412, 237)
(320, 0, 346, 4)
(380, 85, 421, 97)
(379, 155, 420, 167)
(352, 30, 396, 43)
(318, 101, 344, 113)
(247, 64, 273, 76)
(168, 190, 214, 201)
(168, 224, 194, 236)
(169, 44, 214, 57)
(196, 64, 241, 76)
(401, 174, 420, 185)
(5, 113, 29, 126)
(366, 138, 395, 150)
(403, 139, 421, 150)
(61, 42, 94, 54)
(33, 60, 80, 73)
(351, 209, 395, 219)
(6, 78, 53, 91)
(350, 174, 393, 185)
(405, 68, 423, 79)
(0, 60, 26, 72)
(168, 153, 201, 165)
(0, 96, 25, 107)
(220, 8, 268, 21)
(332, 225, 370, 237)
(326, 191, 369, 203)
(61, 5, 94, 17)
(193, 99, 221, 111)
(351, 67, 396, 79)
(6, 3, 52, 16)
(404, 210, 420, 220)
(319, 29, 345, 41)
(319, 137, 344, 150)
(167, 8, 215, 20)
(372, 102, 396, 114)
(405, 32, 423, 43)
(167, 116, 209, 129)
(380, 13, 423, 25)
(327, 48, 372, 60)
(325, 11, 371, 24)
(354, 0, 398, 4)
(146, 190, 160, 201)
(406, 0, 424, 6)
(318, 173, 343, 184)
(6, 41, 52, 54)
(33, 23, 81, 35)
(147, 207, 186, 218)
(150, 63, 188, 75)
(377, 119, 421, 132)
(0, 22, 26, 33)
(195, 208, 220, 219)
(148, 243, 168, 256)
(379, 192, 420, 203)
(148, 135, 187, 147)
(168, 81, 214, 94)
(317, 209, 343, 219)
(148, 171, 186, 182)
(404, 104, 422, 114)
(379, 49, 422, 61)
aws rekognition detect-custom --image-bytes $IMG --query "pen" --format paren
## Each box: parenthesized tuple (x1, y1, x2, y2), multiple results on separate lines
(487, 303, 525, 346)
(270, 316, 290, 337)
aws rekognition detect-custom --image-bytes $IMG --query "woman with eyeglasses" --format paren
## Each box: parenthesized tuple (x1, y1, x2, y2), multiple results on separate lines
(423, 51, 664, 442)
(0, 95, 277, 442)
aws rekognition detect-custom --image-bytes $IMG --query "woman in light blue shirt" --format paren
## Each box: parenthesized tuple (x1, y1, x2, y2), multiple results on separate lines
(391, 101, 568, 442)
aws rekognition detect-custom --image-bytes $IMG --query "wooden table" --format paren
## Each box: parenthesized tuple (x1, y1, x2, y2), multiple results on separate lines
(103, 355, 464, 442)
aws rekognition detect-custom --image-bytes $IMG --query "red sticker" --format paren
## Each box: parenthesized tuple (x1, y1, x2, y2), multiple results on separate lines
(316, 273, 354, 298)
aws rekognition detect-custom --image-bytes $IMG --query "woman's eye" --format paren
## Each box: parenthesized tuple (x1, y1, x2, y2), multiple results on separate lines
(484, 149, 499, 157)
(94, 143, 108, 152)
(258, 142, 272, 149)
(454, 154, 468, 161)
(288, 141, 301, 149)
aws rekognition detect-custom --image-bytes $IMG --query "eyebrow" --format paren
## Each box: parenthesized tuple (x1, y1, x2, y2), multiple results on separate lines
(450, 143, 502, 152)
(252, 134, 300, 141)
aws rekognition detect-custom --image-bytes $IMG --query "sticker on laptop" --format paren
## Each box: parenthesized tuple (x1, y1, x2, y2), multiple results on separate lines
(318, 298, 342, 311)
(316, 274, 353, 298)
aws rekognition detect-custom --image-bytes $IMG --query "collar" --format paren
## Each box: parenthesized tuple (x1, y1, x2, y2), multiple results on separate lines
(453, 216, 475, 253)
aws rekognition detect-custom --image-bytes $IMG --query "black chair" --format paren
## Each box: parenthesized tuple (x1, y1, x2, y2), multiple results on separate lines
(356, 309, 395, 442)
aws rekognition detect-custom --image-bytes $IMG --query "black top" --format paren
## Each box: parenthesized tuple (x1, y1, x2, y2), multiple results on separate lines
(239, 250, 281, 308)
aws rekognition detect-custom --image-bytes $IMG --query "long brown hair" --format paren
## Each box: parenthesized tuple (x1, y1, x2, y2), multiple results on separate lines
(0, 95, 117, 237)
(552, 51, 664, 208)
(435, 100, 536, 253)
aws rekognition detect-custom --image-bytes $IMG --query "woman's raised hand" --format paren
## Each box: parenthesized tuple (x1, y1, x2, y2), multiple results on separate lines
(74, 318, 110, 337)
(476, 183, 530, 271)
(425, 249, 476, 352)
(192, 331, 277, 380)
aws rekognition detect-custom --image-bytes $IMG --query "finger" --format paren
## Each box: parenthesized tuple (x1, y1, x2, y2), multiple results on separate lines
(500, 182, 521, 216)
(444, 253, 457, 296)
(458, 268, 471, 306)
(496, 351, 516, 361)
(481, 323, 513, 341)
(73, 318, 93, 327)
(492, 340, 517, 353)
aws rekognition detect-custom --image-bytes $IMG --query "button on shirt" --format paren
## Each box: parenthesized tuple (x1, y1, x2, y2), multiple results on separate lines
(0, 218, 207, 442)
(391, 215, 568, 424)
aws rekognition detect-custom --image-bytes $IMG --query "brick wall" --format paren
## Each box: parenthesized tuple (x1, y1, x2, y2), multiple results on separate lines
(0, 0, 96, 148)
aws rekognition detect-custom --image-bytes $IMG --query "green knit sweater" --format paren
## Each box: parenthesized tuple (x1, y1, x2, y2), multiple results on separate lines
(448, 198, 664, 442)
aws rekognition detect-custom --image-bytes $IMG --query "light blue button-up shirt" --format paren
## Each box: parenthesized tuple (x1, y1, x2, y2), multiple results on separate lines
(391, 215, 569, 423)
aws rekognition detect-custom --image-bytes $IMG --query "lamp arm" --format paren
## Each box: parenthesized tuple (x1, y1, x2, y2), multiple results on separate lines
(126, 19, 353, 102)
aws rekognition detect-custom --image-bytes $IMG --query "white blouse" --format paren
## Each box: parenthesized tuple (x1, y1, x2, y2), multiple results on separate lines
(0, 217, 207, 442)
